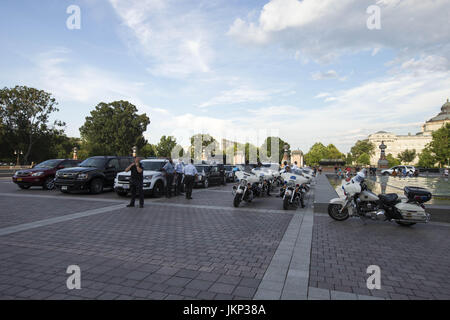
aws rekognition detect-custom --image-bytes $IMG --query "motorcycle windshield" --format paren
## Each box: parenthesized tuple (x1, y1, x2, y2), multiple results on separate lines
(353, 175, 364, 183)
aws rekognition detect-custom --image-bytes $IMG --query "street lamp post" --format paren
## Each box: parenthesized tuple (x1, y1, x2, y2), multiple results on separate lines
(14, 150, 23, 166)
(132, 146, 137, 157)
(73, 147, 78, 160)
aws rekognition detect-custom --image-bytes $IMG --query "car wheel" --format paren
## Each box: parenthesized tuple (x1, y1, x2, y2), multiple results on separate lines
(153, 181, 164, 198)
(90, 178, 103, 194)
(18, 184, 31, 190)
(43, 177, 55, 190)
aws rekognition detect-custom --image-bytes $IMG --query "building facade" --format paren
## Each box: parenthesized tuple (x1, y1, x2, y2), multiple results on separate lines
(368, 99, 450, 165)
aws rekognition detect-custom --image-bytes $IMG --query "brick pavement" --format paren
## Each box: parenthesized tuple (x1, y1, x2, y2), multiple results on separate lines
(309, 214, 450, 300)
(0, 183, 293, 300)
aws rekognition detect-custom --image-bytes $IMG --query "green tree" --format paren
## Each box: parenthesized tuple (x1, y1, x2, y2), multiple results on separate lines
(350, 140, 375, 160)
(417, 147, 436, 168)
(326, 144, 345, 159)
(140, 143, 157, 158)
(155, 136, 177, 158)
(304, 142, 328, 165)
(397, 149, 417, 164)
(0, 86, 65, 164)
(356, 153, 370, 165)
(428, 123, 450, 167)
(260, 137, 290, 163)
(345, 153, 354, 165)
(386, 153, 401, 167)
(79, 100, 150, 156)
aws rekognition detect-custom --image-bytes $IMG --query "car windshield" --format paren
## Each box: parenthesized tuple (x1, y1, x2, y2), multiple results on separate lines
(195, 166, 208, 172)
(34, 160, 61, 168)
(79, 158, 107, 168)
(141, 161, 166, 171)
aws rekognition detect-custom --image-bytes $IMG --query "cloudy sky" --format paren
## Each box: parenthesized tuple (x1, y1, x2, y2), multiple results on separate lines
(1, 0, 449, 152)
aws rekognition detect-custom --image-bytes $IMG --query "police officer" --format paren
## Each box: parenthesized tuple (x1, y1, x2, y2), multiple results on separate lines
(175, 159, 184, 196)
(125, 157, 144, 208)
(183, 159, 198, 200)
(162, 158, 175, 198)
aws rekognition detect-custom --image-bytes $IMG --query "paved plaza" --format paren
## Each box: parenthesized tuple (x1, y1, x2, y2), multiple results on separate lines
(0, 177, 449, 300)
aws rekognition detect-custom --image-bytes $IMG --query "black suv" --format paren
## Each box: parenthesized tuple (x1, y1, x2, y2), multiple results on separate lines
(54, 156, 133, 194)
(194, 164, 226, 188)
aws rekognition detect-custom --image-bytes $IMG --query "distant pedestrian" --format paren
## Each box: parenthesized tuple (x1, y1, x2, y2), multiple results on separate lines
(125, 157, 144, 208)
(318, 166, 322, 175)
(162, 158, 175, 198)
(183, 159, 198, 199)
(444, 168, 449, 178)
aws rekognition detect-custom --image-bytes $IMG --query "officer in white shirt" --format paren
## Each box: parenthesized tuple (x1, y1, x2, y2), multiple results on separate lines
(292, 161, 299, 170)
(175, 159, 185, 196)
(183, 159, 198, 199)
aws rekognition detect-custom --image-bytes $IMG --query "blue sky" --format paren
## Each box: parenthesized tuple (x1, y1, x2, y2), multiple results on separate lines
(1, 0, 449, 153)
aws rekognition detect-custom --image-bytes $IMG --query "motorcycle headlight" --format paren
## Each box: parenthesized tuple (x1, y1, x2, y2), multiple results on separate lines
(77, 173, 89, 180)
(32, 172, 44, 176)
(240, 179, 247, 186)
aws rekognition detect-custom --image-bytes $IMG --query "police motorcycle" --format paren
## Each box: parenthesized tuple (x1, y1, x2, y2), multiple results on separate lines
(232, 169, 262, 207)
(280, 171, 309, 210)
(328, 170, 432, 226)
(252, 167, 276, 195)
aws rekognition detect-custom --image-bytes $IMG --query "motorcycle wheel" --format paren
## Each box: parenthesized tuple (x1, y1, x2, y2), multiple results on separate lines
(328, 203, 350, 221)
(283, 197, 289, 210)
(233, 194, 241, 208)
(396, 221, 416, 227)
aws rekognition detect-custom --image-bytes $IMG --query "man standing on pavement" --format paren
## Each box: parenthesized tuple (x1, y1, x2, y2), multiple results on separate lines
(175, 159, 184, 196)
(125, 157, 144, 208)
(162, 158, 175, 198)
(183, 159, 198, 200)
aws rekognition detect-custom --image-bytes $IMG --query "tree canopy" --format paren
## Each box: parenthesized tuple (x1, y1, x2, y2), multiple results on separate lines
(304, 142, 345, 165)
(79, 100, 150, 156)
(155, 135, 177, 158)
(0, 86, 65, 163)
(350, 140, 375, 160)
(428, 123, 450, 167)
(397, 149, 417, 164)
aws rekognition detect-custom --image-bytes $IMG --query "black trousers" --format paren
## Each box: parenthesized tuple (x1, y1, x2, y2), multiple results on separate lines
(175, 173, 184, 195)
(184, 175, 195, 198)
(130, 181, 144, 206)
(166, 174, 174, 197)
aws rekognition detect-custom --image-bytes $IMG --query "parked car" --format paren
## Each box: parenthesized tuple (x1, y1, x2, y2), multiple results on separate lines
(114, 158, 168, 198)
(12, 159, 80, 190)
(195, 164, 226, 188)
(224, 165, 236, 182)
(54, 156, 133, 194)
(381, 165, 416, 176)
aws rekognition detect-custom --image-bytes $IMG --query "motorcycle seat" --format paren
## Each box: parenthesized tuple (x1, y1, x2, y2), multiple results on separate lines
(379, 193, 398, 204)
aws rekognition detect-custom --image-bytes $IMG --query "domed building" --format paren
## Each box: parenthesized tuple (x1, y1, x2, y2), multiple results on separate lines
(368, 99, 450, 165)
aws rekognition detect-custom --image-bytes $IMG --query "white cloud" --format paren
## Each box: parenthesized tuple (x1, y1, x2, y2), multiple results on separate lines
(198, 85, 285, 108)
(109, 0, 214, 78)
(228, 0, 450, 66)
(311, 70, 339, 80)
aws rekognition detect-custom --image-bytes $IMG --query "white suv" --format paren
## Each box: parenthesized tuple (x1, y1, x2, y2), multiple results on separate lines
(114, 158, 168, 197)
(381, 165, 416, 176)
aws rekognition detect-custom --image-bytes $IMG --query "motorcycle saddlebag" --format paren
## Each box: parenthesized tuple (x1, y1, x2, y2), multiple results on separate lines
(404, 186, 432, 204)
